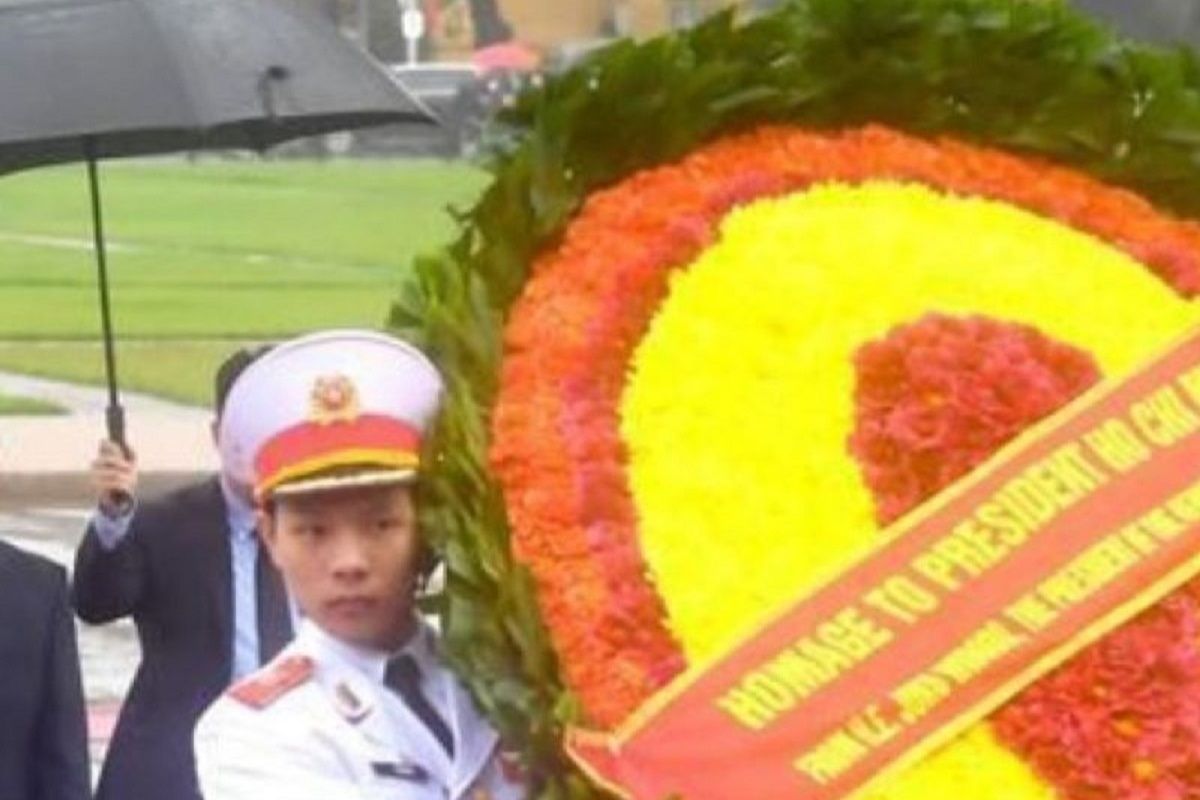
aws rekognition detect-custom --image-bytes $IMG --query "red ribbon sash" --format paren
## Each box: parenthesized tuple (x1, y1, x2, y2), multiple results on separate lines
(569, 326, 1200, 800)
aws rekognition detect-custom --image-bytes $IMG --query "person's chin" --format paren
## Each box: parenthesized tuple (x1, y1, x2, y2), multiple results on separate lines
(322, 618, 387, 649)
(318, 598, 381, 640)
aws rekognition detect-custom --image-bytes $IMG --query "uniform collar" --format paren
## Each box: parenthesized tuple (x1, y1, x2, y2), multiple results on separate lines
(393, 619, 439, 673)
(292, 619, 501, 790)
(297, 618, 388, 683)
(296, 617, 432, 684)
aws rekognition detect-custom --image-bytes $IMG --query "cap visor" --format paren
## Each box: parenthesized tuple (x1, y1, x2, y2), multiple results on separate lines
(267, 468, 417, 498)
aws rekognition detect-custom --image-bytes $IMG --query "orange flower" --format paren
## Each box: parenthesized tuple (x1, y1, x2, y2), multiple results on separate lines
(490, 124, 1200, 727)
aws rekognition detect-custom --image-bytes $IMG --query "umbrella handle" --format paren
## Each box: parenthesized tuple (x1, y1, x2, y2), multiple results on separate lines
(105, 403, 134, 512)
(106, 403, 127, 452)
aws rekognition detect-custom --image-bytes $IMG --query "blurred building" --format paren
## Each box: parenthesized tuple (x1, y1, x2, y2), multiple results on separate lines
(1069, 0, 1200, 46)
(496, 0, 775, 49)
(331, 0, 1200, 65)
(369, 0, 779, 60)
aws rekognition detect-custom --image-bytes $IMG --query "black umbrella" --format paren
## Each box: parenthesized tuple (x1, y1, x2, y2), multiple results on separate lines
(0, 0, 434, 446)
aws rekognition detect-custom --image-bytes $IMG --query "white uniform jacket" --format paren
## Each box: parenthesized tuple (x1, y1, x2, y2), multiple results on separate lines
(194, 619, 526, 800)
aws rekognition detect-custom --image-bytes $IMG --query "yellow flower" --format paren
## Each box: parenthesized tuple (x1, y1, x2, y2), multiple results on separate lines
(620, 181, 1196, 800)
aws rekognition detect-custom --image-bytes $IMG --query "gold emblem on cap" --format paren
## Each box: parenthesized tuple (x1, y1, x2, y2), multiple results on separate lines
(310, 374, 360, 425)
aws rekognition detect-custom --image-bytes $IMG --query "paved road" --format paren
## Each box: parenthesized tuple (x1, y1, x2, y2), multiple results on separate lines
(0, 370, 205, 416)
(0, 369, 216, 475)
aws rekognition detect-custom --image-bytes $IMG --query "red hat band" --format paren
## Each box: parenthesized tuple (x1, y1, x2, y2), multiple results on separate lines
(254, 414, 422, 498)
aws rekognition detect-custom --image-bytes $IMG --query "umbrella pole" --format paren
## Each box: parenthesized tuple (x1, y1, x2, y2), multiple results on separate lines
(84, 137, 126, 449)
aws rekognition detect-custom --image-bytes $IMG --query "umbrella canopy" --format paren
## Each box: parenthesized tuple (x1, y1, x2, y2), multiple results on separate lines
(0, 0, 433, 173)
(0, 0, 435, 454)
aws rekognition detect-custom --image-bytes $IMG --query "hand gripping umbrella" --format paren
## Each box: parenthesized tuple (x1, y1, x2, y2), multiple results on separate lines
(0, 0, 435, 448)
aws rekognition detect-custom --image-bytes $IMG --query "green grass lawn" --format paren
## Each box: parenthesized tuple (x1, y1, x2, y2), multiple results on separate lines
(0, 157, 486, 402)
(0, 391, 67, 415)
(0, 158, 485, 338)
(0, 341, 254, 407)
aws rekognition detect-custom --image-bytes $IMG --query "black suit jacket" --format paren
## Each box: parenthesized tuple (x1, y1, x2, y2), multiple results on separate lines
(0, 539, 91, 800)
(72, 477, 282, 800)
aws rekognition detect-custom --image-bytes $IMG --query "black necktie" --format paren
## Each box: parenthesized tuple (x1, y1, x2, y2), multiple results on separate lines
(385, 654, 454, 756)
(255, 540, 292, 664)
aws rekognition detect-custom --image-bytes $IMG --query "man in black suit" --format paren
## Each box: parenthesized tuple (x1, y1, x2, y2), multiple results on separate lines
(0, 539, 91, 800)
(73, 347, 292, 800)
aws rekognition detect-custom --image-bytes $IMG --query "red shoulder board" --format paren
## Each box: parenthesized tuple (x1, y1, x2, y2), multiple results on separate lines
(227, 655, 314, 709)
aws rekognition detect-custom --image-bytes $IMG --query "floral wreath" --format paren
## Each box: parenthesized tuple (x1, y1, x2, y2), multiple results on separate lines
(391, 1, 1200, 798)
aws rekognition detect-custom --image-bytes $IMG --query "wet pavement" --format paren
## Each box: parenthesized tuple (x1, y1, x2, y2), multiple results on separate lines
(0, 369, 216, 475)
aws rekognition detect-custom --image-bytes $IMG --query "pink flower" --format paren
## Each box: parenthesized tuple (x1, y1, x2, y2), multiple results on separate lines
(848, 313, 1099, 524)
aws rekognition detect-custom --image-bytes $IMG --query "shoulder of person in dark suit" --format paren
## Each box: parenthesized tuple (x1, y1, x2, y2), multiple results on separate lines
(0, 536, 62, 588)
(0, 539, 92, 800)
(73, 476, 225, 624)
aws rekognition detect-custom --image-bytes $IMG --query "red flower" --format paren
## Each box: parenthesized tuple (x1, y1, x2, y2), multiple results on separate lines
(849, 314, 1100, 525)
(491, 125, 1200, 730)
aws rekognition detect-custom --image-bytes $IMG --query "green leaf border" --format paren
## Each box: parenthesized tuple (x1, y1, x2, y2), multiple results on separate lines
(389, 1, 1200, 797)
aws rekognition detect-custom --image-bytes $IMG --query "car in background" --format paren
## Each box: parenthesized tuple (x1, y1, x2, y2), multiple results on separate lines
(341, 58, 536, 159)
(392, 61, 480, 119)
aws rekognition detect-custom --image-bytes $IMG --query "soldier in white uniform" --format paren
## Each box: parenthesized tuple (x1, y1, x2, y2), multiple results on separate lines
(194, 329, 526, 800)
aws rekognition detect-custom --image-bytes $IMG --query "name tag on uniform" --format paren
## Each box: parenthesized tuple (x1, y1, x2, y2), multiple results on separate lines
(371, 760, 430, 783)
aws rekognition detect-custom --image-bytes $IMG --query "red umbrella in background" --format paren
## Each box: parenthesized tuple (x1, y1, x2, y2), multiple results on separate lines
(472, 41, 541, 73)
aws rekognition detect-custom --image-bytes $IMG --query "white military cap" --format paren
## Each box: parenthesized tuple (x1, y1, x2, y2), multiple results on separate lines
(217, 329, 443, 500)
